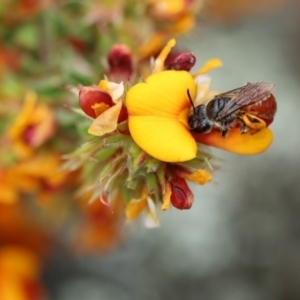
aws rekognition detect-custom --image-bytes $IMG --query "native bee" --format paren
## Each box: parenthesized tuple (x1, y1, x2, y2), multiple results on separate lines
(188, 82, 277, 137)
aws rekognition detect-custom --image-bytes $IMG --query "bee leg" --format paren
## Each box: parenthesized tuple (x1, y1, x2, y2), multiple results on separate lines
(221, 129, 228, 138)
(240, 120, 249, 134)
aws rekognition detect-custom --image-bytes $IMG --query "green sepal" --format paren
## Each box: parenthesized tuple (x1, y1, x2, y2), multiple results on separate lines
(117, 121, 129, 133)
(144, 156, 160, 173)
(104, 133, 131, 148)
(155, 164, 166, 194)
(92, 147, 118, 162)
(175, 153, 211, 173)
(127, 143, 147, 177)
(145, 172, 159, 202)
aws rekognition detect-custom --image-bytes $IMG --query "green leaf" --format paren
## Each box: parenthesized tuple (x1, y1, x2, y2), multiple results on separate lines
(13, 23, 39, 49)
(127, 143, 147, 176)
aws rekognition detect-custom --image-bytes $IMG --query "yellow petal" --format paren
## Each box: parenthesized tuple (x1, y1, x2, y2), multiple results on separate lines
(183, 169, 212, 185)
(137, 33, 165, 61)
(152, 39, 176, 74)
(129, 116, 196, 162)
(126, 70, 197, 162)
(168, 13, 195, 34)
(162, 182, 172, 211)
(29, 103, 56, 147)
(149, 0, 185, 15)
(88, 101, 122, 136)
(98, 80, 109, 91)
(0, 247, 40, 278)
(8, 91, 37, 139)
(127, 70, 196, 118)
(194, 58, 223, 76)
(125, 198, 147, 221)
(98, 80, 124, 102)
(193, 128, 273, 155)
(0, 186, 18, 205)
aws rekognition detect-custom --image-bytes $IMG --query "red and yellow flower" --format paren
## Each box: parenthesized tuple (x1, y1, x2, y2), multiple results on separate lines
(8, 91, 56, 158)
(70, 38, 276, 226)
(0, 247, 45, 300)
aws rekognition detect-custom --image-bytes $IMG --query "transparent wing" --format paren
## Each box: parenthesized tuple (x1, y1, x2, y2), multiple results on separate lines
(215, 82, 275, 120)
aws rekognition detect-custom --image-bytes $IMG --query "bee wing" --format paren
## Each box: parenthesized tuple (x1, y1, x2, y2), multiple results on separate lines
(215, 82, 275, 120)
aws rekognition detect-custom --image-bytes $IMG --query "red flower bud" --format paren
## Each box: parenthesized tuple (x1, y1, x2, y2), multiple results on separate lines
(170, 176, 194, 210)
(165, 52, 196, 71)
(68, 36, 88, 55)
(79, 86, 113, 118)
(107, 44, 133, 82)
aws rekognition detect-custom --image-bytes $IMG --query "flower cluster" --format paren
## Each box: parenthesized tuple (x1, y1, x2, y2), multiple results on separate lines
(67, 39, 275, 227)
(0, 0, 279, 296)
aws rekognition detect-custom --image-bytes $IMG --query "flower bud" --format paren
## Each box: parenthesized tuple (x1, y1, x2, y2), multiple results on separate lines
(170, 176, 194, 209)
(79, 86, 113, 118)
(165, 52, 196, 71)
(108, 44, 133, 82)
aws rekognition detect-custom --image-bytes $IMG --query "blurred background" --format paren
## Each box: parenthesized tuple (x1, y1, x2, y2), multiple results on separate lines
(2, 0, 300, 299)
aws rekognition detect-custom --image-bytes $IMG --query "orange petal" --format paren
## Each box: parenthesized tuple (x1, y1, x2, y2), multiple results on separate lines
(152, 39, 176, 74)
(137, 33, 165, 61)
(0, 247, 40, 278)
(125, 198, 147, 221)
(161, 182, 172, 211)
(8, 91, 36, 139)
(193, 128, 273, 155)
(183, 169, 212, 185)
(169, 13, 195, 34)
(194, 58, 223, 76)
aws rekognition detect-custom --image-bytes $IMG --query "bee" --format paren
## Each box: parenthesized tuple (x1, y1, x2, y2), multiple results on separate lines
(188, 82, 276, 137)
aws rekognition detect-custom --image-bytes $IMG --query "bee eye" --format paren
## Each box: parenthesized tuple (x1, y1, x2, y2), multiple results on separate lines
(194, 121, 211, 133)
(200, 123, 211, 133)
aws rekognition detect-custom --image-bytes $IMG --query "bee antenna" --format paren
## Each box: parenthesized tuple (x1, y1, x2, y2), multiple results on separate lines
(187, 89, 196, 113)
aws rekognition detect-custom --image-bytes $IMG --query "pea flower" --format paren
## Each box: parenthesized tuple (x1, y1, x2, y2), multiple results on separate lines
(79, 80, 128, 136)
(8, 91, 56, 158)
(0, 247, 45, 300)
(138, 0, 204, 60)
(67, 38, 276, 227)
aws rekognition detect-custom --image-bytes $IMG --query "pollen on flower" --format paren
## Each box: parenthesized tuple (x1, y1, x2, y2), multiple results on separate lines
(92, 102, 111, 117)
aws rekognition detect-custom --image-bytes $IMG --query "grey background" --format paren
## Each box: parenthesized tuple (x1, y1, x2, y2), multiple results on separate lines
(45, 1, 300, 299)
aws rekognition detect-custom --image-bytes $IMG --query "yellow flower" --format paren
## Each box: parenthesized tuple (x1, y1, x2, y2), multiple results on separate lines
(126, 70, 197, 162)
(0, 247, 44, 300)
(0, 152, 69, 204)
(8, 91, 56, 158)
(147, 0, 201, 34)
